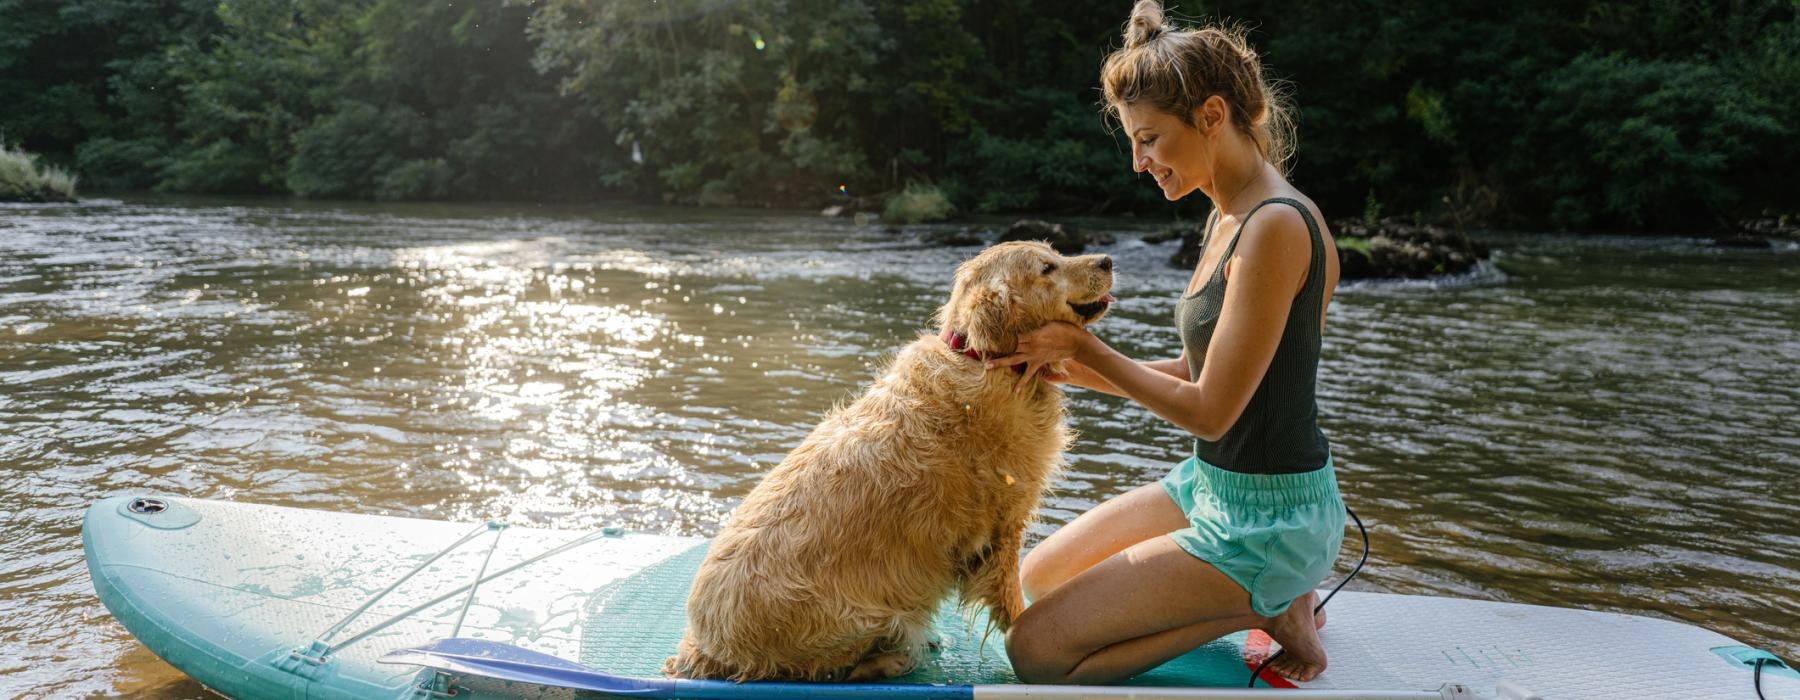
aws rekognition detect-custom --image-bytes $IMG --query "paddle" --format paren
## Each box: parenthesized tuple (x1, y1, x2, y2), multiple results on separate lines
(378, 638, 969, 699)
(379, 637, 1458, 699)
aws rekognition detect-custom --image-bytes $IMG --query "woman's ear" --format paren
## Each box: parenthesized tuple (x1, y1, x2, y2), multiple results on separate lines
(1195, 95, 1228, 134)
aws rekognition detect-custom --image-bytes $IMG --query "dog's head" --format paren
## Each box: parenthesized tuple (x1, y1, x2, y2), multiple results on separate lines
(937, 241, 1116, 354)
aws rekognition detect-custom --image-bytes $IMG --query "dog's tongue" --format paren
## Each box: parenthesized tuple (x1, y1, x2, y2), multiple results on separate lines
(1102, 294, 1117, 303)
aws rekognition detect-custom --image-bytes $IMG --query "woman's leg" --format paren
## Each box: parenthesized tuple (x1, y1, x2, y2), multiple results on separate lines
(1020, 483, 1190, 602)
(1006, 534, 1329, 684)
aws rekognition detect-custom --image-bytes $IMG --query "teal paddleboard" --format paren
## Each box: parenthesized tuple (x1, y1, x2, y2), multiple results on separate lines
(84, 495, 1796, 699)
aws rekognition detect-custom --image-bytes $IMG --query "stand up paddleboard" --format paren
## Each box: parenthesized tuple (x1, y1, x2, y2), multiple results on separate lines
(84, 495, 1795, 699)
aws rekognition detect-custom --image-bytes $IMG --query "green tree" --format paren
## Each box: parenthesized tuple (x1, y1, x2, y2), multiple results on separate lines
(153, 0, 360, 193)
(529, 0, 884, 205)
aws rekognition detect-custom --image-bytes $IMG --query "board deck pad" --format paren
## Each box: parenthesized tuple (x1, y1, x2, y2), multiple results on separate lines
(576, 543, 1268, 687)
(84, 495, 1800, 699)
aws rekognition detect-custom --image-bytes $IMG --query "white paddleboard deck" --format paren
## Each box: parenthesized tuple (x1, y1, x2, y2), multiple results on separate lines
(83, 495, 1796, 698)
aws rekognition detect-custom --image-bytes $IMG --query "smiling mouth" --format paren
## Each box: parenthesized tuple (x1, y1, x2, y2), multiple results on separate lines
(1069, 293, 1118, 320)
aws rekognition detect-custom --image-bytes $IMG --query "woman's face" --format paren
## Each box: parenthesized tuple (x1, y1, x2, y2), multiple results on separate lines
(1119, 101, 1213, 201)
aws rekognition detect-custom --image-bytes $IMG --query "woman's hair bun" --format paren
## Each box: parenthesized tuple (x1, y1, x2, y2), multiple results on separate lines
(1123, 0, 1170, 49)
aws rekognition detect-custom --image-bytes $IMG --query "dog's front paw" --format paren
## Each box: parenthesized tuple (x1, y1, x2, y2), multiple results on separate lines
(847, 650, 920, 681)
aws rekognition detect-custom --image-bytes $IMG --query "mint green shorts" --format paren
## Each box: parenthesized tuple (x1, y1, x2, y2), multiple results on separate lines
(1159, 455, 1345, 618)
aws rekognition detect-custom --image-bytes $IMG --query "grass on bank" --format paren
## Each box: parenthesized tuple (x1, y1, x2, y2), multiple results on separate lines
(884, 183, 953, 224)
(1, 143, 78, 202)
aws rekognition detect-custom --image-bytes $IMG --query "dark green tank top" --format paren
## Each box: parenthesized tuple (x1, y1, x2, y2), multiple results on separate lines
(1174, 197, 1331, 474)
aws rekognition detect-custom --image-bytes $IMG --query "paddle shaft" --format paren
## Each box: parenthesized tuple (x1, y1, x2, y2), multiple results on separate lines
(383, 638, 1461, 699)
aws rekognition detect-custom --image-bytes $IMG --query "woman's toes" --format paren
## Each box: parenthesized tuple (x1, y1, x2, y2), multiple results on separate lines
(1262, 595, 1328, 682)
(1268, 651, 1327, 682)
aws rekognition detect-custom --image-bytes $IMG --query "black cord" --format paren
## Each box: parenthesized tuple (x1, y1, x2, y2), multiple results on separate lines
(1248, 505, 1368, 688)
(1755, 656, 1766, 700)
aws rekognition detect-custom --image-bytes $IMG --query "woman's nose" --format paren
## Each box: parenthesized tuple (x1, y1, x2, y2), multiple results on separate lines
(1133, 152, 1149, 173)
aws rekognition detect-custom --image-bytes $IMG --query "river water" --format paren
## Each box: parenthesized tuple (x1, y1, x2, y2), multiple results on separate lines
(2, 196, 1795, 697)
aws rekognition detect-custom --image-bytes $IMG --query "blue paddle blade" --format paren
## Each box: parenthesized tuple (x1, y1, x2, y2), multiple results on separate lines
(379, 638, 975, 699)
(379, 637, 674, 695)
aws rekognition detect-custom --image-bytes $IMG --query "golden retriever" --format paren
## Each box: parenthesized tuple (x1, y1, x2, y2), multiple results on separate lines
(663, 241, 1115, 682)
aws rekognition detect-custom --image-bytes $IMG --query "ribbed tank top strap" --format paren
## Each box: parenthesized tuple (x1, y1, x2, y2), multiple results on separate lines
(1208, 198, 1286, 287)
(1258, 197, 1327, 321)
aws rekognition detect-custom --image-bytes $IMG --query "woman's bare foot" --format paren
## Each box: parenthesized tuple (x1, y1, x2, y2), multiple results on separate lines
(1263, 591, 1328, 681)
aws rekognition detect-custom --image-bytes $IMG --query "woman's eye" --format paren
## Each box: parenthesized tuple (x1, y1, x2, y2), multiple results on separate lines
(1138, 138, 1155, 147)
(1041, 262, 1057, 275)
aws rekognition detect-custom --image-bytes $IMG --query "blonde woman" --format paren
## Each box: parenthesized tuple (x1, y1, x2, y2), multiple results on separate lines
(990, 1, 1344, 685)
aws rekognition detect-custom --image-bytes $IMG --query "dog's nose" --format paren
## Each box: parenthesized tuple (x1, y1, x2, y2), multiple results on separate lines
(1097, 256, 1113, 272)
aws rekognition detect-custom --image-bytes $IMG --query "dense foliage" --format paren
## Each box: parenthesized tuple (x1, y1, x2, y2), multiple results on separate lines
(1249, 0, 1800, 229)
(2, 0, 1793, 229)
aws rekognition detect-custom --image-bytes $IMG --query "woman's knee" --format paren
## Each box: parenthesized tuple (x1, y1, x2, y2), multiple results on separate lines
(1003, 610, 1075, 684)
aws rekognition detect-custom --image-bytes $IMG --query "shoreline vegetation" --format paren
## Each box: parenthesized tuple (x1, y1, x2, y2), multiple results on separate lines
(0, 144, 77, 203)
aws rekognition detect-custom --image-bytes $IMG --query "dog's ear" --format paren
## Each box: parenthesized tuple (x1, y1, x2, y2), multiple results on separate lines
(943, 276, 1019, 354)
(936, 258, 978, 333)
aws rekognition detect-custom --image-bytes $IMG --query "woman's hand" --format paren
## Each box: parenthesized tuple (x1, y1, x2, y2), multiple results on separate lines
(986, 321, 1092, 393)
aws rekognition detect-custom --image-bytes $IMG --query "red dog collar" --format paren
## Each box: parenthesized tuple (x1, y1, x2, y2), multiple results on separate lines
(940, 328, 1026, 374)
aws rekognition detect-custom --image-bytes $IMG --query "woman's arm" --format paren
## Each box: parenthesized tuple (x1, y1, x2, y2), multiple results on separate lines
(996, 207, 1313, 441)
(1053, 357, 1188, 397)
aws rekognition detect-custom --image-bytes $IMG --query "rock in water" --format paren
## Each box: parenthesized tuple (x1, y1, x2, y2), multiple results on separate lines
(922, 228, 986, 247)
(1000, 220, 1113, 254)
(1167, 216, 1491, 280)
(1330, 219, 1489, 279)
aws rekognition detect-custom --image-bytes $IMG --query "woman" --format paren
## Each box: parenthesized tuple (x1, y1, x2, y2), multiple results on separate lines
(990, 1, 1344, 685)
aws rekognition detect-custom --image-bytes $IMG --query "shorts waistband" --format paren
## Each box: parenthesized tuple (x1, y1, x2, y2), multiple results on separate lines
(1184, 455, 1339, 507)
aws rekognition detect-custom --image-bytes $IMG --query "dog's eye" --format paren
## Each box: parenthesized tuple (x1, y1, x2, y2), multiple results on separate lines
(1041, 262, 1056, 275)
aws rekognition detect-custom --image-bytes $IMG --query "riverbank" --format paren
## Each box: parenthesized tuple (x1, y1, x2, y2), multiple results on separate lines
(0, 144, 77, 202)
